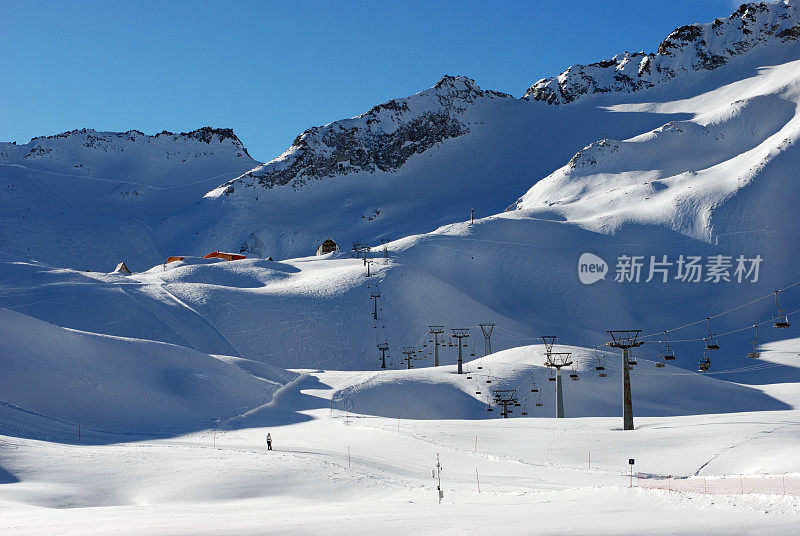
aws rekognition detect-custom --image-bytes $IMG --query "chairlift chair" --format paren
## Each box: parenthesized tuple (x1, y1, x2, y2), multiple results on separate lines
(747, 324, 761, 359)
(773, 290, 791, 328)
(535, 395, 543, 407)
(655, 361, 666, 368)
(704, 318, 720, 350)
(698, 349, 711, 372)
(598, 371, 607, 378)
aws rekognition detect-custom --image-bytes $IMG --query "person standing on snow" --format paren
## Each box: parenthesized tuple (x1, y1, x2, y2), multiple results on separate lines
(266, 432, 273, 451)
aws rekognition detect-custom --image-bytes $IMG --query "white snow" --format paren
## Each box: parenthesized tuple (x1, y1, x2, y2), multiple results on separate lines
(3, 3, 800, 534)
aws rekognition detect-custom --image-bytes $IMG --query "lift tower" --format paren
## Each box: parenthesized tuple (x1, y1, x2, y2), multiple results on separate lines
(607, 330, 643, 431)
(451, 329, 470, 374)
(478, 323, 495, 356)
(492, 388, 519, 418)
(402, 346, 415, 370)
(544, 352, 572, 418)
(428, 325, 444, 367)
(369, 292, 381, 320)
(377, 342, 389, 370)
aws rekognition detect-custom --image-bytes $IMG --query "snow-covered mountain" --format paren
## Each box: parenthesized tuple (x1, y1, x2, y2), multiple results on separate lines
(0, 127, 259, 270)
(524, 1, 800, 104)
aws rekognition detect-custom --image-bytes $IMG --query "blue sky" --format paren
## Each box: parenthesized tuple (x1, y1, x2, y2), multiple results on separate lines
(2, 0, 741, 161)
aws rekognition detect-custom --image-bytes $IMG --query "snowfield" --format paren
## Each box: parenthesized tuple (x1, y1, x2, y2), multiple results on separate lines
(3, 2, 800, 534)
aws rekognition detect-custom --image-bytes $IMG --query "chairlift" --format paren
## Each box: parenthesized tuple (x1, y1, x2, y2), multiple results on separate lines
(476, 390, 482, 395)
(594, 347, 605, 369)
(535, 395, 543, 407)
(477, 366, 483, 370)
(469, 352, 476, 357)
(627, 356, 638, 366)
(655, 361, 666, 368)
(746, 324, 761, 359)
(569, 369, 579, 381)
(661, 331, 676, 360)
(705, 318, 720, 350)
(521, 408, 528, 416)
(485, 379, 492, 384)
(487, 407, 493, 412)
(467, 375, 472, 379)
(598, 371, 607, 378)
(698, 347, 711, 372)
(773, 290, 791, 328)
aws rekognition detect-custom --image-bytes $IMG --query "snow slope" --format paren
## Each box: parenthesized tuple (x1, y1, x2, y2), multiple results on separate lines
(0, 128, 259, 271)
(0, 308, 295, 439)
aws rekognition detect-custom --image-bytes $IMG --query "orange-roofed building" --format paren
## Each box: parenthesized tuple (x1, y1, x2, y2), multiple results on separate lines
(203, 251, 246, 261)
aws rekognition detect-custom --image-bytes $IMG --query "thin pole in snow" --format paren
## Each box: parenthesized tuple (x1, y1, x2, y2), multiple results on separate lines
(588, 450, 591, 471)
(740, 475, 744, 494)
(474, 435, 477, 454)
(348, 446, 351, 468)
(476, 467, 480, 493)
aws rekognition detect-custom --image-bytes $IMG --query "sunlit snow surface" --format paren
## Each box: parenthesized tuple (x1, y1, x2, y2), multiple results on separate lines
(4, 3, 800, 533)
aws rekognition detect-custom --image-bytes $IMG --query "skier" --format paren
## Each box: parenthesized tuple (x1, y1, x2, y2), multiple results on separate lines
(266, 432, 272, 451)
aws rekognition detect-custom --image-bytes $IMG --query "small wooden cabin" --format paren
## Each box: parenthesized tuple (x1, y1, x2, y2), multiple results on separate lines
(113, 262, 132, 274)
(315, 239, 339, 256)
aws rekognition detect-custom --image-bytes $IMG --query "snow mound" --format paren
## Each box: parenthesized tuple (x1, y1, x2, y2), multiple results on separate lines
(328, 345, 788, 419)
(0, 308, 295, 439)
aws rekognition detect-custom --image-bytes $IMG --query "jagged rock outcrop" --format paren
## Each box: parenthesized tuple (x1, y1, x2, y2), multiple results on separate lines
(524, 1, 800, 104)
(218, 76, 511, 194)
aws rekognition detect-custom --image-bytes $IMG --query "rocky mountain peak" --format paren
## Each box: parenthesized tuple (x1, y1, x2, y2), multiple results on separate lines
(524, 1, 800, 104)
(216, 76, 511, 195)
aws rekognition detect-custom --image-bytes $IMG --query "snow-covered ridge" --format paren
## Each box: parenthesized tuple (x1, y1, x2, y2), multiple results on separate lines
(524, 1, 800, 104)
(0, 126, 253, 165)
(215, 76, 511, 194)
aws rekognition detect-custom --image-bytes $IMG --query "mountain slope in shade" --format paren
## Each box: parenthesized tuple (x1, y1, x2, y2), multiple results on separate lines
(0, 308, 296, 437)
(0, 128, 259, 271)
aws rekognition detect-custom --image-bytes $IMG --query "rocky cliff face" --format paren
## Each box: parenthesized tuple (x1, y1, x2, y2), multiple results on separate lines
(217, 76, 511, 194)
(524, 1, 800, 104)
